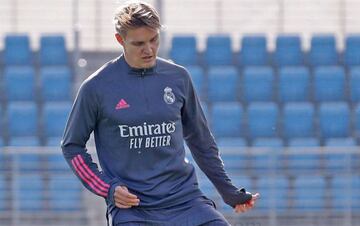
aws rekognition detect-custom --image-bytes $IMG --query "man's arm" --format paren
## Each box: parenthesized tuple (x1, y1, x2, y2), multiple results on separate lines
(61, 79, 118, 204)
(181, 69, 253, 208)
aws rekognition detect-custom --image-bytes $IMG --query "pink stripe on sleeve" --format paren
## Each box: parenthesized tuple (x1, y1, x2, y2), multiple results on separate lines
(76, 155, 110, 188)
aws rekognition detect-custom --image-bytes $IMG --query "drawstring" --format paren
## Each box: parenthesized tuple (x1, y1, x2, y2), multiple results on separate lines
(106, 207, 110, 226)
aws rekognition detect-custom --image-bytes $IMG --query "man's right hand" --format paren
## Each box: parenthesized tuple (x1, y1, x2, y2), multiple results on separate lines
(113, 186, 140, 208)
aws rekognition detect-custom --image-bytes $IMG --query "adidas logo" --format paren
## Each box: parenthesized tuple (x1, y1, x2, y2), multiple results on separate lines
(115, 99, 130, 110)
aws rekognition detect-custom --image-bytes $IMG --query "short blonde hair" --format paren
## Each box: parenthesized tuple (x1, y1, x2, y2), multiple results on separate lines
(114, 1, 161, 37)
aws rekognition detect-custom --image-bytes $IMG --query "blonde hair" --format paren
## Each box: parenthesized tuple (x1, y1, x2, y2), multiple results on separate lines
(114, 1, 161, 37)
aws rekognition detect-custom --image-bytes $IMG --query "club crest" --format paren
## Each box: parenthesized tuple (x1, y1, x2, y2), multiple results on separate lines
(163, 87, 175, 104)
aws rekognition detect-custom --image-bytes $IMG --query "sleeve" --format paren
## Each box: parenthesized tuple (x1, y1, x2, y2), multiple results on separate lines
(61, 79, 120, 205)
(181, 70, 252, 207)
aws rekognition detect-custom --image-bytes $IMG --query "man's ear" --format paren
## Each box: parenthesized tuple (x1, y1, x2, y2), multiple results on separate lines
(115, 33, 125, 46)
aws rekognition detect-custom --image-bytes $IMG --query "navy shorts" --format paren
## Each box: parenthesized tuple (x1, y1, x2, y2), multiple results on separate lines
(111, 196, 230, 226)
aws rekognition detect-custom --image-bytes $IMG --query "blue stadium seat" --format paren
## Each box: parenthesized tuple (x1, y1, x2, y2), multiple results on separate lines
(243, 66, 274, 102)
(43, 102, 71, 142)
(186, 65, 205, 99)
(344, 35, 360, 66)
(309, 35, 338, 66)
(169, 36, 197, 65)
(0, 106, 3, 138)
(282, 102, 315, 139)
(313, 66, 345, 102)
(288, 138, 320, 147)
(319, 102, 350, 138)
(47, 154, 69, 171)
(256, 176, 289, 211)
(217, 137, 247, 147)
(349, 66, 360, 102)
(252, 138, 283, 147)
(204, 35, 232, 66)
(4, 34, 31, 65)
(355, 104, 360, 138)
(211, 102, 243, 138)
(40, 66, 72, 102)
(4, 66, 35, 101)
(15, 174, 44, 211)
(9, 136, 40, 146)
(293, 176, 325, 211)
(278, 66, 310, 102)
(0, 175, 6, 210)
(207, 66, 238, 102)
(221, 152, 249, 174)
(274, 35, 303, 66)
(331, 176, 360, 210)
(13, 153, 42, 172)
(49, 175, 82, 211)
(247, 102, 279, 138)
(39, 35, 68, 66)
(239, 35, 268, 66)
(7, 102, 38, 137)
(324, 142, 354, 173)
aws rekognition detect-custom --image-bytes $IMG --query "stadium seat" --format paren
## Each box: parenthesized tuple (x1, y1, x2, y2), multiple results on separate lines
(355, 104, 360, 138)
(349, 66, 360, 102)
(9, 136, 40, 146)
(4, 34, 31, 65)
(247, 102, 279, 138)
(40, 66, 72, 102)
(13, 153, 42, 172)
(288, 138, 320, 147)
(221, 152, 249, 174)
(4, 66, 35, 101)
(207, 66, 238, 102)
(43, 102, 71, 142)
(309, 35, 338, 66)
(15, 174, 44, 211)
(242, 66, 274, 102)
(186, 65, 205, 99)
(49, 175, 82, 211)
(293, 176, 326, 211)
(217, 137, 247, 147)
(331, 176, 360, 210)
(282, 102, 315, 139)
(252, 138, 283, 147)
(239, 35, 268, 66)
(324, 140, 355, 173)
(169, 36, 197, 65)
(46, 154, 69, 172)
(344, 35, 360, 66)
(0, 175, 6, 210)
(319, 102, 350, 138)
(278, 66, 310, 102)
(256, 176, 289, 211)
(39, 35, 68, 66)
(274, 35, 303, 66)
(211, 102, 243, 138)
(204, 35, 233, 66)
(313, 66, 345, 102)
(7, 102, 38, 137)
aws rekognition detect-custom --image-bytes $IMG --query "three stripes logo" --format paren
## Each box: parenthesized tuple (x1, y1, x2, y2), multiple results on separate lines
(115, 99, 130, 110)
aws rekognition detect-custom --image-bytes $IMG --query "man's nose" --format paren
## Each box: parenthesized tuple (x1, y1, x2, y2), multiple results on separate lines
(143, 43, 152, 54)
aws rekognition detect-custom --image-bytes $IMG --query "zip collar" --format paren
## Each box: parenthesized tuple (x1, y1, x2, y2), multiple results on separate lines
(119, 54, 157, 76)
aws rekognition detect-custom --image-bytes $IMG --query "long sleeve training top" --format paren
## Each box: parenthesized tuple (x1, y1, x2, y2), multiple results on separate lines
(61, 55, 252, 211)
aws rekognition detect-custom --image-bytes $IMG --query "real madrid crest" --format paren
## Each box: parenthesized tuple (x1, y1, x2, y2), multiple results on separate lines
(163, 87, 175, 104)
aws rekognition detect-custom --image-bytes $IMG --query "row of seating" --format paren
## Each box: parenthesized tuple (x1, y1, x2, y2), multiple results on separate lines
(0, 102, 71, 146)
(0, 173, 82, 211)
(1, 35, 68, 66)
(169, 34, 360, 67)
(0, 65, 72, 102)
(208, 101, 360, 140)
(195, 171, 360, 212)
(1, 101, 360, 146)
(188, 65, 360, 103)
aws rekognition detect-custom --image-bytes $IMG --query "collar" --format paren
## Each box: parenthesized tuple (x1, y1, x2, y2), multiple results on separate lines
(119, 54, 157, 76)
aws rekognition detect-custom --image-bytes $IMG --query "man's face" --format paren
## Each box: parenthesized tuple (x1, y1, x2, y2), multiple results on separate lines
(116, 27, 160, 69)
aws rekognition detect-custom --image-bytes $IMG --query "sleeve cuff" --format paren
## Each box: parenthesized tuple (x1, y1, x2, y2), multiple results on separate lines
(106, 179, 123, 206)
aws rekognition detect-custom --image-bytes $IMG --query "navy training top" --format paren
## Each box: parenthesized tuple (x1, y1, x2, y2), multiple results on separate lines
(61, 55, 252, 221)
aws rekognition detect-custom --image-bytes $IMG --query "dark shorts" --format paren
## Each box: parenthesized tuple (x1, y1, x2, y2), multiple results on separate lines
(112, 196, 230, 226)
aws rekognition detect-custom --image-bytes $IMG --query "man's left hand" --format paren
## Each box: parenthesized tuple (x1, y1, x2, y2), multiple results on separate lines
(234, 192, 260, 213)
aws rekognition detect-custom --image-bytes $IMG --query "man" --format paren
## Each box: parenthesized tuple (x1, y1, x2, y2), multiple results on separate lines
(61, 1, 259, 225)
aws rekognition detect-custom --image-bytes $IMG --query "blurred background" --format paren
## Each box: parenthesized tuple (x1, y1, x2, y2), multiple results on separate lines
(0, 0, 360, 225)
